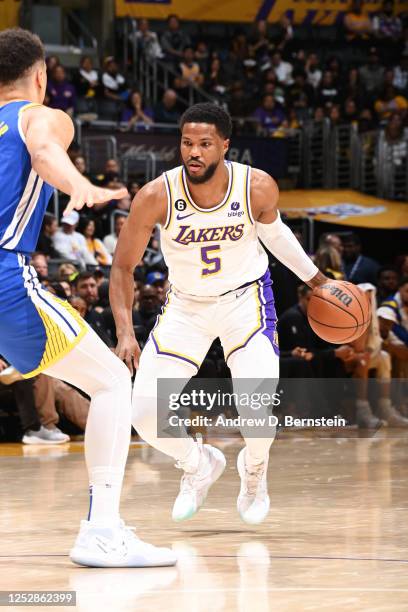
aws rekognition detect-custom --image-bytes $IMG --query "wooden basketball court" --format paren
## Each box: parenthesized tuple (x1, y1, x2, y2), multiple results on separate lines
(1, 429, 407, 611)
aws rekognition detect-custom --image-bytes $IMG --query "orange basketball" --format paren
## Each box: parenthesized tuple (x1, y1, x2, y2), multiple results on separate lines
(307, 280, 371, 344)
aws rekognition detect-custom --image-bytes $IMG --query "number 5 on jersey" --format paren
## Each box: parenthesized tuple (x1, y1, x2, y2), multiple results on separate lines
(201, 245, 221, 276)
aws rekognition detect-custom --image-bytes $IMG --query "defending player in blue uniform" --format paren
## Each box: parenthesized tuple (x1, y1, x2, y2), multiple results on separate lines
(0, 27, 176, 567)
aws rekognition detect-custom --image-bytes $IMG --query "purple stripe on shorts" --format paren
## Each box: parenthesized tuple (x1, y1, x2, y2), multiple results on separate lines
(150, 332, 199, 370)
(259, 269, 279, 356)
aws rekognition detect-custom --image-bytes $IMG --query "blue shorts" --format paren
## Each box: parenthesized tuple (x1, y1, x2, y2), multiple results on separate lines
(0, 250, 88, 377)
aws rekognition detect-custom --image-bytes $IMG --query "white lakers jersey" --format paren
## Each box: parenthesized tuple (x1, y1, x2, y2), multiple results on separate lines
(160, 161, 268, 296)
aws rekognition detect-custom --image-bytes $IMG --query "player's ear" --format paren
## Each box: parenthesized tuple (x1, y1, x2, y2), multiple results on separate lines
(223, 138, 230, 155)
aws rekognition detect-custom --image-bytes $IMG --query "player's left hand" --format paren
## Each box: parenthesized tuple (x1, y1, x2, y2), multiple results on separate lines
(63, 181, 129, 216)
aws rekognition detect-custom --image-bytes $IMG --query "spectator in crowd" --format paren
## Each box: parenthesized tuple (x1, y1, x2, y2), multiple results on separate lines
(374, 85, 408, 119)
(72, 154, 91, 180)
(318, 232, 344, 255)
(46, 55, 60, 75)
(77, 218, 112, 266)
(376, 266, 400, 304)
(47, 65, 76, 115)
(396, 254, 408, 277)
(372, 0, 403, 43)
(253, 94, 286, 135)
(393, 54, 408, 94)
(381, 277, 408, 345)
(135, 18, 164, 61)
(305, 53, 322, 89)
(103, 214, 127, 256)
(72, 272, 113, 346)
(153, 89, 180, 124)
(102, 57, 128, 101)
(145, 271, 169, 304)
(128, 181, 141, 199)
(96, 158, 123, 186)
(58, 262, 78, 283)
(195, 41, 210, 73)
(174, 46, 205, 93)
(137, 285, 162, 339)
(326, 56, 343, 85)
(121, 90, 153, 129)
(343, 97, 359, 124)
(231, 32, 249, 62)
(205, 58, 229, 98)
(0, 357, 70, 444)
(344, 0, 373, 41)
(342, 67, 365, 108)
(351, 284, 408, 426)
(249, 19, 273, 62)
(317, 70, 340, 107)
(161, 14, 191, 63)
(36, 213, 63, 258)
(271, 51, 293, 85)
(314, 245, 344, 280)
(342, 233, 380, 284)
(31, 252, 49, 281)
(359, 47, 385, 96)
(285, 70, 315, 113)
(377, 304, 408, 381)
(53, 211, 97, 270)
(73, 55, 99, 99)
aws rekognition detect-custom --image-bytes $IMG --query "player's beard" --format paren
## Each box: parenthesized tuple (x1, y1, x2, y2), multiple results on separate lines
(183, 160, 219, 185)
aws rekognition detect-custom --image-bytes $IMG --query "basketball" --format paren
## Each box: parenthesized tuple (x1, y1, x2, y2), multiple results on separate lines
(307, 280, 371, 344)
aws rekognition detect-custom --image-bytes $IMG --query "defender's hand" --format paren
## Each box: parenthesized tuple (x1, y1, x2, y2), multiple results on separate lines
(63, 182, 128, 216)
(115, 332, 141, 373)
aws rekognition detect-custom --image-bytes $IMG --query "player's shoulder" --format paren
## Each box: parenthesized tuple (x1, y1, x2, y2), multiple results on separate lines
(137, 174, 167, 202)
(250, 167, 279, 199)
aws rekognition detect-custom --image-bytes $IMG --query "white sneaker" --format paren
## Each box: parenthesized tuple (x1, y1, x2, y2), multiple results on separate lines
(172, 441, 226, 522)
(237, 448, 270, 525)
(70, 519, 177, 567)
(22, 426, 70, 445)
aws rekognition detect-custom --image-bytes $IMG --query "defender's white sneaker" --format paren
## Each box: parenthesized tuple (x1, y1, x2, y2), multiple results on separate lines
(237, 448, 270, 525)
(70, 519, 177, 567)
(172, 441, 226, 522)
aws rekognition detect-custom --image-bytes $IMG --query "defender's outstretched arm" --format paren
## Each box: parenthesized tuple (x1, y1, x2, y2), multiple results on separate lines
(23, 106, 127, 214)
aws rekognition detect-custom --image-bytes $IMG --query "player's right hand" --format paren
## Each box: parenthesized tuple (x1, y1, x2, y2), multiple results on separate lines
(63, 181, 128, 216)
(115, 332, 141, 374)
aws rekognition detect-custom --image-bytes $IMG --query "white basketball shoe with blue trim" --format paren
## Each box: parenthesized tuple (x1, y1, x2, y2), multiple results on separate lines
(172, 440, 226, 522)
(70, 520, 177, 567)
(237, 448, 270, 525)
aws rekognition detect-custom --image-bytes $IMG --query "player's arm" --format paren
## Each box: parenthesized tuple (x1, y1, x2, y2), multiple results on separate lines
(250, 169, 327, 288)
(110, 178, 167, 371)
(23, 106, 127, 215)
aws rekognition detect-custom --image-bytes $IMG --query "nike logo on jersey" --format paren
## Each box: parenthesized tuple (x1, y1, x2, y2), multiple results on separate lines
(176, 212, 195, 220)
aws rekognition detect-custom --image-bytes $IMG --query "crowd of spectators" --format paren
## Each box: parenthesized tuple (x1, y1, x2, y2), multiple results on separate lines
(40, 2, 408, 141)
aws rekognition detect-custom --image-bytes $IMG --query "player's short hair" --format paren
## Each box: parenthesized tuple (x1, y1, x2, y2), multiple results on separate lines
(0, 28, 44, 85)
(377, 265, 398, 278)
(180, 103, 232, 139)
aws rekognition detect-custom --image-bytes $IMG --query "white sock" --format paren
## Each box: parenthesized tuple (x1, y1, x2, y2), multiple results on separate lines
(87, 467, 123, 525)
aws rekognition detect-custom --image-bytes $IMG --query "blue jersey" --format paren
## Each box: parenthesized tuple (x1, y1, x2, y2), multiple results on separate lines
(0, 100, 54, 254)
(0, 100, 88, 377)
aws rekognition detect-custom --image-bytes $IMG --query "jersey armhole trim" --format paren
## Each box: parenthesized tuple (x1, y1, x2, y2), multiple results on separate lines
(17, 103, 42, 144)
(163, 172, 173, 230)
(245, 166, 255, 225)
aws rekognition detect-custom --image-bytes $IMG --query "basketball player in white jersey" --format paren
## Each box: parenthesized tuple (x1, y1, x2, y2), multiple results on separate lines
(111, 103, 327, 525)
(0, 28, 175, 566)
